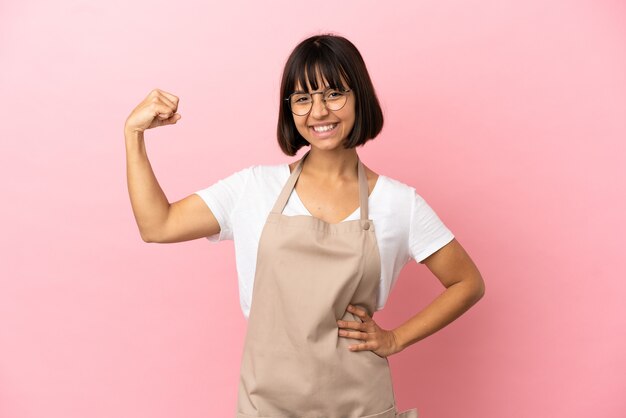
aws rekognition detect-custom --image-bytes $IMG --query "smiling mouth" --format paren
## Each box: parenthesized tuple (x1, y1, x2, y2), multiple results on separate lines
(311, 123, 338, 133)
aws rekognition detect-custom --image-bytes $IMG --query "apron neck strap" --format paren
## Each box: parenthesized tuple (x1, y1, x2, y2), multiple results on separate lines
(357, 155, 369, 221)
(272, 150, 370, 221)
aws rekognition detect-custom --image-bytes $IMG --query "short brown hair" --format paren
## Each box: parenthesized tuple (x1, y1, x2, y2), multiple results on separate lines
(277, 34, 384, 156)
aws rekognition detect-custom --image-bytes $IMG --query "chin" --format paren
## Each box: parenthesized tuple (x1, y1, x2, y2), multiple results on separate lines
(309, 141, 344, 151)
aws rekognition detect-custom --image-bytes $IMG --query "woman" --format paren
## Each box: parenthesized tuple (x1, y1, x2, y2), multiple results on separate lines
(125, 34, 485, 418)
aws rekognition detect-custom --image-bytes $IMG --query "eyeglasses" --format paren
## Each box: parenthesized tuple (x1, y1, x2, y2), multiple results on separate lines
(285, 88, 352, 116)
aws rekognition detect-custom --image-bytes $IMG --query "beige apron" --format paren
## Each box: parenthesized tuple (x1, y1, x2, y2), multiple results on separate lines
(236, 151, 418, 418)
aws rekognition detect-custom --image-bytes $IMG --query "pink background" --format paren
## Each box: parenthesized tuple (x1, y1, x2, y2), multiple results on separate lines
(1, 1, 625, 417)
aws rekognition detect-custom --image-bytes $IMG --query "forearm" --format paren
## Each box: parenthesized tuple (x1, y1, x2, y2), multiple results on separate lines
(125, 129, 170, 241)
(392, 278, 484, 351)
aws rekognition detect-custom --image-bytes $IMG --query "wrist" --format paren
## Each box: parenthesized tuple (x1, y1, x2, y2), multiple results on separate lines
(124, 128, 147, 157)
(391, 328, 406, 354)
(124, 126, 144, 140)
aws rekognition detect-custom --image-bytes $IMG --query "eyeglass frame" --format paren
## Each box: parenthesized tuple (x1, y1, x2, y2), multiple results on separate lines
(285, 88, 353, 116)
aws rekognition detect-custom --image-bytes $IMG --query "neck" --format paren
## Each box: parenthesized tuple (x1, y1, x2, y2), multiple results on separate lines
(301, 147, 359, 180)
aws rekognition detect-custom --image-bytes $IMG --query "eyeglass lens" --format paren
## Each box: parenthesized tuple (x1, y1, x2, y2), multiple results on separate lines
(290, 89, 349, 116)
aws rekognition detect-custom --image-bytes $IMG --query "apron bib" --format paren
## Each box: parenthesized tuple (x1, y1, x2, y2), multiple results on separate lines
(236, 151, 418, 418)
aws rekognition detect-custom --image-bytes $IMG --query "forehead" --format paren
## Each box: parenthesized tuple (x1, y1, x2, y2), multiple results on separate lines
(293, 75, 328, 92)
(292, 64, 349, 92)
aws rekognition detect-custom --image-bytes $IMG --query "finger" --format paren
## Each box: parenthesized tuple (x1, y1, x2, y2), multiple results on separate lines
(146, 88, 174, 107)
(337, 320, 365, 331)
(146, 88, 161, 100)
(348, 341, 371, 351)
(160, 113, 182, 125)
(156, 92, 178, 113)
(150, 96, 176, 115)
(151, 100, 175, 119)
(338, 329, 369, 340)
(159, 90, 180, 107)
(348, 304, 370, 320)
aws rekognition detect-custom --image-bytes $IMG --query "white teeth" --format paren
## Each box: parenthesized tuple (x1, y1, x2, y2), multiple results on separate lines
(312, 123, 337, 132)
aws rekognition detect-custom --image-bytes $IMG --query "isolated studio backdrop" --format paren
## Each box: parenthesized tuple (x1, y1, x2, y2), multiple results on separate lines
(1, 1, 625, 418)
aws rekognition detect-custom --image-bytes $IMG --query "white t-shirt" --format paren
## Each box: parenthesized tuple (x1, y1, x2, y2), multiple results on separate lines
(194, 163, 455, 319)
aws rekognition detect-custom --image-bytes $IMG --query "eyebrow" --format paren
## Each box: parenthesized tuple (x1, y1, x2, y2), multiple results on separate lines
(292, 86, 337, 94)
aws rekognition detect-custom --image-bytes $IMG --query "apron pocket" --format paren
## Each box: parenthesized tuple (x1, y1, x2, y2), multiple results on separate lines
(236, 406, 418, 418)
(395, 408, 419, 418)
(360, 405, 401, 418)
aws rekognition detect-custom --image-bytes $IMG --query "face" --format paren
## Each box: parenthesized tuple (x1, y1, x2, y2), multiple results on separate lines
(291, 72, 355, 152)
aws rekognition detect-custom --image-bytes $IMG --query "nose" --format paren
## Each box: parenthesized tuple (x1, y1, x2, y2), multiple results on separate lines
(309, 93, 329, 119)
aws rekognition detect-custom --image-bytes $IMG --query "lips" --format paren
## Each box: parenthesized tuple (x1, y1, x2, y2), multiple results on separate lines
(309, 122, 339, 138)
(311, 123, 338, 133)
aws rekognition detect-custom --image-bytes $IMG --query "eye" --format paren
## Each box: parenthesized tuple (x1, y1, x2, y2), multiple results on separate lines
(325, 90, 344, 100)
(292, 94, 311, 104)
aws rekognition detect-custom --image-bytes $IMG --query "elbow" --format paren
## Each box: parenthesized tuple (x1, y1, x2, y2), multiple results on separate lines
(139, 227, 161, 243)
(458, 273, 485, 306)
(141, 233, 154, 243)
(472, 274, 486, 303)
(140, 231, 154, 243)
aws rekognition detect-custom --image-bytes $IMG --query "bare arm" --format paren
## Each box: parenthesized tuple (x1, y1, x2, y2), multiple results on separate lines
(391, 238, 485, 351)
(124, 89, 220, 243)
(335, 237, 485, 357)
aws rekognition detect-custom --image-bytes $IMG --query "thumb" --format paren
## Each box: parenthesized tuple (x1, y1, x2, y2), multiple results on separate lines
(162, 113, 182, 125)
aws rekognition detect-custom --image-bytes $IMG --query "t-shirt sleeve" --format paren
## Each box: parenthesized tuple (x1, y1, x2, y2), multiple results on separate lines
(193, 166, 252, 242)
(408, 190, 455, 263)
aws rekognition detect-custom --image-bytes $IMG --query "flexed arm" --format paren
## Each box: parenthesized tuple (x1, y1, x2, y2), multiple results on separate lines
(124, 89, 220, 243)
